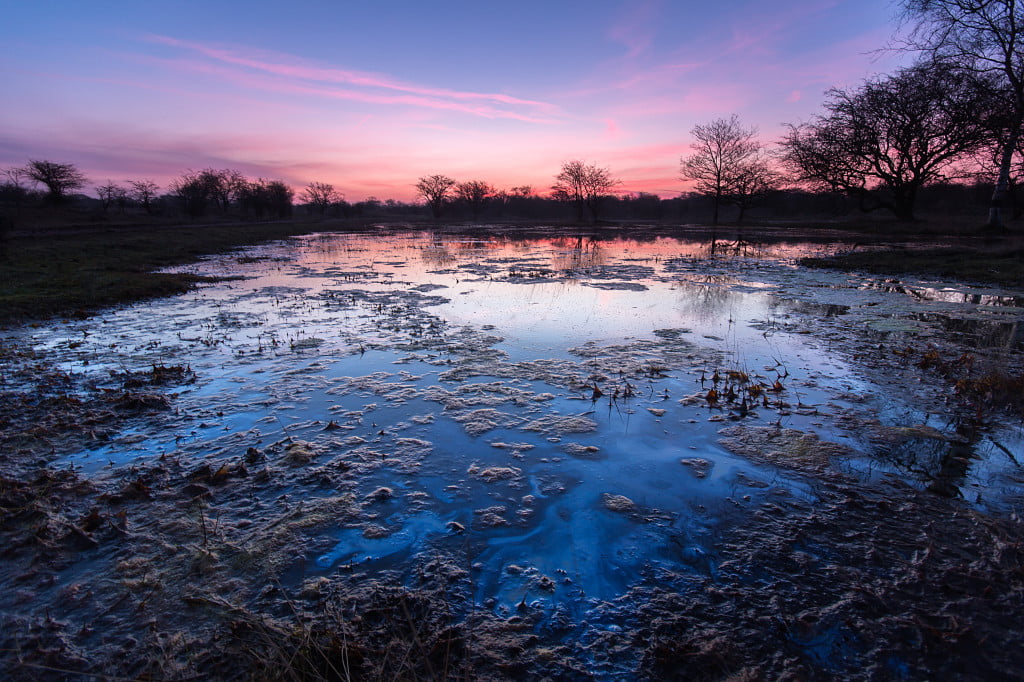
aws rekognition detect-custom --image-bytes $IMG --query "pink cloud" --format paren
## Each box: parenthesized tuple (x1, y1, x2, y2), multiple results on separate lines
(146, 35, 562, 119)
(137, 53, 560, 124)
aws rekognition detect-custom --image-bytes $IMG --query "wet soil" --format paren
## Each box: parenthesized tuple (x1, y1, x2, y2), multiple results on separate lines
(1, 227, 1023, 680)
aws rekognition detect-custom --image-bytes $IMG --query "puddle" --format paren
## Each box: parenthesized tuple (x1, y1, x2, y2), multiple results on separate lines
(3, 229, 1023, 678)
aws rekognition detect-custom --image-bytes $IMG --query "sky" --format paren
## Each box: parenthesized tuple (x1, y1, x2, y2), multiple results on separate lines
(0, 0, 909, 201)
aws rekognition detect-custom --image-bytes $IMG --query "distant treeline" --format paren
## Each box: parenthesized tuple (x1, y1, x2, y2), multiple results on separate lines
(0, 166, 1006, 231)
(0, 162, 1006, 228)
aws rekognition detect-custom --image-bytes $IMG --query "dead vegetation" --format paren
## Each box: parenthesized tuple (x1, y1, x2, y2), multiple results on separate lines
(636, 478, 1024, 680)
(901, 345, 1024, 419)
(1, 229, 1023, 679)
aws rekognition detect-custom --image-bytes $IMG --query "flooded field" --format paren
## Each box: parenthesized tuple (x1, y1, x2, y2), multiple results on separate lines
(3, 228, 1023, 679)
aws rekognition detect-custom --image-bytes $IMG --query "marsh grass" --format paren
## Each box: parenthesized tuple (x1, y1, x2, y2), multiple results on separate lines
(0, 221, 327, 323)
(802, 245, 1024, 287)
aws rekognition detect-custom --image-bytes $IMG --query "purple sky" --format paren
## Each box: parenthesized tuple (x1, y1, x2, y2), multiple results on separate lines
(0, 0, 908, 201)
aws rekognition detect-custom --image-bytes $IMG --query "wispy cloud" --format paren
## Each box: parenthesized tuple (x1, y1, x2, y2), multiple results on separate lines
(606, 0, 663, 59)
(145, 35, 563, 123)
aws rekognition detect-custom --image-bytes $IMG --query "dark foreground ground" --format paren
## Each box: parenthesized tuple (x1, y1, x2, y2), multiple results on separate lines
(1, 219, 1023, 679)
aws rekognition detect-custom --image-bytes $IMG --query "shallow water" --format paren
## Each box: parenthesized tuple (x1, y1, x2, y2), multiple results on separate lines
(9, 229, 1024, 614)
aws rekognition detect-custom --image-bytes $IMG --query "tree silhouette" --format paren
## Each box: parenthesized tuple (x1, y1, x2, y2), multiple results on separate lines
(239, 179, 293, 219)
(128, 180, 159, 214)
(900, 0, 1024, 229)
(780, 60, 989, 220)
(680, 116, 764, 225)
(1, 167, 32, 210)
(416, 175, 456, 219)
(170, 170, 210, 217)
(302, 182, 340, 214)
(730, 161, 781, 223)
(551, 160, 618, 222)
(96, 181, 128, 214)
(455, 180, 494, 219)
(23, 160, 87, 203)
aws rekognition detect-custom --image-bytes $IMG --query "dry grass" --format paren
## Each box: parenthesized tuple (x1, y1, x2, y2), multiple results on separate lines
(0, 220, 329, 323)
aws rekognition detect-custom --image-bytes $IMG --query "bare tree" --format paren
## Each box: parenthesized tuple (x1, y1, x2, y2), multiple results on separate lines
(218, 169, 246, 212)
(730, 161, 781, 223)
(681, 116, 763, 225)
(23, 160, 87, 203)
(129, 179, 160, 214)
(551, 160, 619, 222)
(0, 168, 31, 251)
(96, 181, 128, 214)
(203, 169, 242, 213)
(265, 180, 294, 218)
(552, 160, 588, 222)
(302, 181, 340, 214)
(170, 170, 210, 217)
(1, 167, 32, 208)
(239, 179, 294, 219)
(456, 180, 494, 219)
(900, 0, 1024, 229)
(415, 175, 456, 219)
(780, 60, 990, 220)
(2, 167, 30, 192)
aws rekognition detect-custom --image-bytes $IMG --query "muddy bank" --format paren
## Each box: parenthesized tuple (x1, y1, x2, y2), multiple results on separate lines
(802, 243, 1024, 288)
(3, 425, 1021, 680)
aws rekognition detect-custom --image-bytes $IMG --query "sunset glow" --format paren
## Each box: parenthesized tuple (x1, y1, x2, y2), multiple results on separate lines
(1, 0, 907, 201)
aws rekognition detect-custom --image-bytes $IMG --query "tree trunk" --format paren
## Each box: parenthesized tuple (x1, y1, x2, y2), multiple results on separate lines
(712, 189, 720, 226)
(987, 122, 1021, 231)
(895, 186, 917, 222)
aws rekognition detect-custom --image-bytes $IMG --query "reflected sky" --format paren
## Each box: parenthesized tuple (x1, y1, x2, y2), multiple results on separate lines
(5, 230, 1022, 611)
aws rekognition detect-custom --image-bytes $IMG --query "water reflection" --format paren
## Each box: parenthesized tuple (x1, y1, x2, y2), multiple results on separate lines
(865, 280, 1024, 307)
(9, 229, 1022, 610)
(549, 235, 606, 273)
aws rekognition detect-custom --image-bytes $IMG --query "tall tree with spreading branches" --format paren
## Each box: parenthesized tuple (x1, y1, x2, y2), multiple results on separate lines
(23, 160, 87, 203)
(680, 115, 765, 225)
(455, 180, 494, 219)
(96, 181, 128, 214)
(780, 60, 990, 221)
(302, 181, 340, 214)
(129, 179, 160, 214)
(551, 160, 618, 222)
(900, 0, 1024, 229)
(415, 175, 456, 219)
